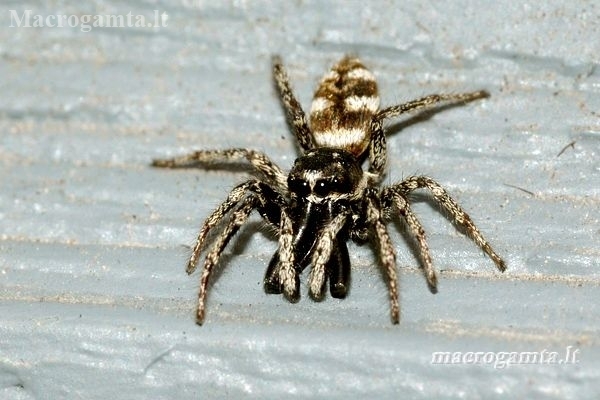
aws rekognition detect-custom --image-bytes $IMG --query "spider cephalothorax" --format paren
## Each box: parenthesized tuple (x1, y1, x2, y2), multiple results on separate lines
(152, 55, 506, 325)
(263, 147, 366, 302)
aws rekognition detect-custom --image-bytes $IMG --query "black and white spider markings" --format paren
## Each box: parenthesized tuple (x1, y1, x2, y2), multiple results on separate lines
(152, 55, 506, 325)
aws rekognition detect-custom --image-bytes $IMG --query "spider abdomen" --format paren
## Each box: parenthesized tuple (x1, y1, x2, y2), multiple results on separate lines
(310, 57, 380, 158)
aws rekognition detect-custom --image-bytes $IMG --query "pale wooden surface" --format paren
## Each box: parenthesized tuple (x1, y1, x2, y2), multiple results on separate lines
(1, 1, 599, 399)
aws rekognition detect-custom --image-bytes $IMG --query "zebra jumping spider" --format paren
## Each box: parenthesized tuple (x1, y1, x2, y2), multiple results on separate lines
(152, 55, 506, 324)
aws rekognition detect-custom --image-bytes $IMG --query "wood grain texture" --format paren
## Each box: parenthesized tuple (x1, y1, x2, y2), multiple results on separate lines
(1, 1, 599, 399)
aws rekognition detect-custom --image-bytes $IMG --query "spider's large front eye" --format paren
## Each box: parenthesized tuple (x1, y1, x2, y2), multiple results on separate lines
(288, 177, 310, 196)
(314, 177, 350, 197)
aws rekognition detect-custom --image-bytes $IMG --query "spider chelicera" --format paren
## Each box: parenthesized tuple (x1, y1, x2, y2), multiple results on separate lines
(152, 55, 506, 324)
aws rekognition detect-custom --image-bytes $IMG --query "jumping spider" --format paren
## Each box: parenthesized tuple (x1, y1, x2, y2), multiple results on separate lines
(152, 55, 506, 324)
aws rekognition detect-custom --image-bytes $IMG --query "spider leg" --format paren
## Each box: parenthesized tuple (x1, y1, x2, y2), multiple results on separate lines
(263, 207, 302, 302)
(368, 118, 387, 180)
(185, 179, 285, 275)
(394, 176, 506, 272)
(151, 148, 288, 192)
(365, 195, 400, 324)
(377, 91, 489, 121)
(272, 55, 314, 152)
(275, 209, 299, 302)
(308, 213, 348, 300)
(381, 188, 437, 290)
(196, 196, 259, 324)
(368, 91, 489, 180)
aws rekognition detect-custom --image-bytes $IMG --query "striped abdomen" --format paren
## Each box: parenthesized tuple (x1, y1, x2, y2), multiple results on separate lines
(309, 57, 379, 158)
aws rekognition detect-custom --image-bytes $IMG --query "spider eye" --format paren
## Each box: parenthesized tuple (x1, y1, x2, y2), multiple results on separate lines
(314, 177, 350, 197)
(314, 180, 331, 197)
(288, 177, 310, 196)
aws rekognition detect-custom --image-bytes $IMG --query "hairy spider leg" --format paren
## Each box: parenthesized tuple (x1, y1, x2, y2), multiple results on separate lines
(307, 212, 349, 299)
(193, 180, 285, 324)
(387, 176, 506, 273)
(196, 196, 259, 324)
(272, 56, 314, 152)
(365, 192, 400, 324)
(152, 148, 288, 192)
(380, 189, 437, 289)
(368, 91, 490, 180)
